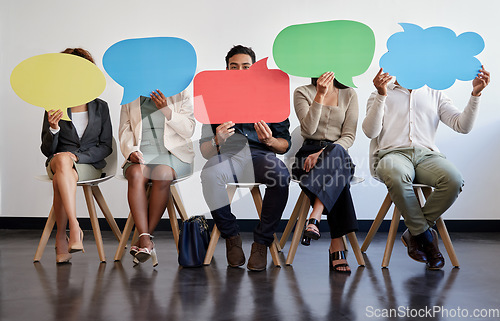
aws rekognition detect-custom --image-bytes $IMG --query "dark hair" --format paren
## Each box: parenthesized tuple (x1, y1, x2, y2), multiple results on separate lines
(60, 48, 95, 64)
(225, 45, 256, 68)
(311, 77, 349, 89)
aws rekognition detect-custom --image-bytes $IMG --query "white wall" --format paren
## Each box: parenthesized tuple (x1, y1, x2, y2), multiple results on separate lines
(1, 0, 499, 220)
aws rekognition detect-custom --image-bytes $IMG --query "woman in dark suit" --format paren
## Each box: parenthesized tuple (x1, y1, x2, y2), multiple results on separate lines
(41, 48, 112, 264)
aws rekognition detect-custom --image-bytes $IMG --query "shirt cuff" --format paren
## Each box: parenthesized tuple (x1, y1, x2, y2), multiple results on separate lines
(49, 127, 60, 135)
(375, 93, 387, 104)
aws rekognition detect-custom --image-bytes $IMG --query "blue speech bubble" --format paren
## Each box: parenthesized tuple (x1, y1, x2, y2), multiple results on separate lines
(103, 37, 197, 104)
(380, 23, 484, 90)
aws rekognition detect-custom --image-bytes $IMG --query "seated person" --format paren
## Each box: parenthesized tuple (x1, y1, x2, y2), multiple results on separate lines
(200, 45, 291, 272)
(293, 71, 359, 273)
(119, 88, 194, 266)
(362, 66, 490, 270)
(41, 48, 112, 264)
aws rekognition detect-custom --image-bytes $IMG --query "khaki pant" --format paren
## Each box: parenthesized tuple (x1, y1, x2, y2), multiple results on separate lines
(375, 147, 463, 235)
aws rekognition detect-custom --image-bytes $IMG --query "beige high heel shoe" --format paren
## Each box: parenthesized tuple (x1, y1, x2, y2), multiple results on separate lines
(55, 236, 72, 264)
(69, 229, 85, 253)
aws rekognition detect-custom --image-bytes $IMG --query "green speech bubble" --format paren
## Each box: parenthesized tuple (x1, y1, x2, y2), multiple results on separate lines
(273, 20, 375, 87)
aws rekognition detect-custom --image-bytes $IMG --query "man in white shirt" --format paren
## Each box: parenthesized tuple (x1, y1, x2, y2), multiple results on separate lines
(363, 66, 490, 270)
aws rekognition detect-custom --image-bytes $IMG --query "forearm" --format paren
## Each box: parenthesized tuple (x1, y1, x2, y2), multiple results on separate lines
(266, 137, 289, 154)
(200, 140, 218, 159)
(41, 116, 58, 157)
(362, 92, 385, 138)
(441, 95, 481, 134)
(294, 93, 322, 135)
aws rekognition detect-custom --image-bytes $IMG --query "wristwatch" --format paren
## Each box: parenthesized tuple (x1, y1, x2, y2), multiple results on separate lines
(211, 137, 219, 147)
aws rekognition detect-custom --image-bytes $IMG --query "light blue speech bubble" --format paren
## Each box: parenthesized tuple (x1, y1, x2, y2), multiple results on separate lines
(103, 37, 197, 105)
(380, 23, 484, 90)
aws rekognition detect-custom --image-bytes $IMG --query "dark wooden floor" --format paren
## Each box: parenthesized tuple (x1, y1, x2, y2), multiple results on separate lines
(1, 229, 499, 321)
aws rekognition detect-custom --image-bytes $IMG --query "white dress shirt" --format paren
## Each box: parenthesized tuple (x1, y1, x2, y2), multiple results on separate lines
(362, 83, 480, 174)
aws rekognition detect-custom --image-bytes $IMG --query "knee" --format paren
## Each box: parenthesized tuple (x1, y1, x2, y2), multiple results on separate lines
(126, 165, 147, 183)
(151, 165, 175, 182)
(51, 154, 74, 172)
(438, 171, 464, 195)
(262, 162, 290, 188)
(376, 163, 413, 189)
(201, 162, 227, 186)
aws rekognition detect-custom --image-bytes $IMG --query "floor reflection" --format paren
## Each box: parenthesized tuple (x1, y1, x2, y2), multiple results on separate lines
(14, 230, 495, 321)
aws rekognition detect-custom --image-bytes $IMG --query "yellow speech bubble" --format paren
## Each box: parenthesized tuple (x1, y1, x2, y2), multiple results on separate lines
(10, 53, 106, 121)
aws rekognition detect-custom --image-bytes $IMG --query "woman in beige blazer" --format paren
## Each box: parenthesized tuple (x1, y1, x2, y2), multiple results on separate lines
(119, 89, 195, 266)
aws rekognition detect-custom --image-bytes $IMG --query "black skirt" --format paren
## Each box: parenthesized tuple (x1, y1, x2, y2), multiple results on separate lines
(292, 142, 358, 238)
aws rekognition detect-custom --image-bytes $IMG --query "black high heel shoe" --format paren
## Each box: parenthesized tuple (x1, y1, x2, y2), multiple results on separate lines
(329, 250, 351, 274)
(301, 219, 321, 246)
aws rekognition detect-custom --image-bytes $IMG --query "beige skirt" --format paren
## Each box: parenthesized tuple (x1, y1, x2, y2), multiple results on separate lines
(46, 159, 102, 182)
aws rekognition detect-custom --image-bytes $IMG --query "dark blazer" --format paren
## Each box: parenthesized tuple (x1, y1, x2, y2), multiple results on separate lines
(41, 98, 113, 169)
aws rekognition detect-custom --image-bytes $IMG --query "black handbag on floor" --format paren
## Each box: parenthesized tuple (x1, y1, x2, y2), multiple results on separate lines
(178, 215, 211, 267)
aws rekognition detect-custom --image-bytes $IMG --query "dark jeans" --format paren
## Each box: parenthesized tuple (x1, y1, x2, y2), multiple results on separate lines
(201, 147, 290, 246)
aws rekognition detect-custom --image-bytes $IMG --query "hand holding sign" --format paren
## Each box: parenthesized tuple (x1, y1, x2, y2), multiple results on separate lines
(273, 20, 375, 87)
(10, 53, 106, 121)
(194, 58, 290, 124)
(103, 37, 197, 105)
(380, 23, 485, 90)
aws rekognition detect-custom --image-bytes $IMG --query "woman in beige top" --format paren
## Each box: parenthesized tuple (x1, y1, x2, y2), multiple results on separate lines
(292, 72, 358, 273)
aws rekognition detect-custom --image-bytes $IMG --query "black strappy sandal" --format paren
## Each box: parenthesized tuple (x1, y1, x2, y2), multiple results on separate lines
(329, 250, 351, 274)
(301, 218, 321, 246)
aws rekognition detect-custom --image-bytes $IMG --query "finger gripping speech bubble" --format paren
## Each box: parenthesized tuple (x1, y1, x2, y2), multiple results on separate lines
(103, 37, 197, 105)
(379, 23, 484, 90)
(273, 20, 375, 88)
(10, 53, 106, 121)
(193, 58, 290, 124)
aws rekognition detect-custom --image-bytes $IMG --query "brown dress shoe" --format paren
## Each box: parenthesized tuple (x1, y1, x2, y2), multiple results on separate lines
(401, 229, 427, 263)
(247, 242, 267, 272)
(226, 235, 245, 267)
(423, 229, 445, 270)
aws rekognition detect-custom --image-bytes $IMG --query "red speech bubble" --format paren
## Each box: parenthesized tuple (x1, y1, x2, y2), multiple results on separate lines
(194, 58, 290, 124)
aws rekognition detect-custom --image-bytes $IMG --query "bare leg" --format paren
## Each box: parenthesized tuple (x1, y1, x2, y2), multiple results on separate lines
(50, 154, 79, 246)
(125, 164, 151, 249)
(305, 197, 325, 235)
(144, 165, 176, 250)
(53, 176, 69, 255)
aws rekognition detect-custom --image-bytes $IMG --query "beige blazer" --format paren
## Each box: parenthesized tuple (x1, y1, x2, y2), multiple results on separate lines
(119, 90, 195, 167)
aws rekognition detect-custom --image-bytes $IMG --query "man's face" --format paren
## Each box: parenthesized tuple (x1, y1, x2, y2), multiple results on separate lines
(227, 54, 253, 70)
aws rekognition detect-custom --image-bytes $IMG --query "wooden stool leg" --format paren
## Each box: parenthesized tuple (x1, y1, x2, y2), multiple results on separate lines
(171, 184, 189, 221)
(83, 185, 106, 262)
(285, 196, 310, 265)
(91, 186, 122, 241)
(361, 193, 393, 252)
(347, 232, 365, 266)
(166, 193, 180, 253)
(250, 186, 281, 267)
(279, 192, 305, 249)
(204, 225, 220, 265)
(34, 206, 56, 262)
(202, 185, 236, 265)
(436, 217, 460, 268)
(114, 213, 134, 261)
(269, 242, 281, 267)
(382, 206, 401, 268)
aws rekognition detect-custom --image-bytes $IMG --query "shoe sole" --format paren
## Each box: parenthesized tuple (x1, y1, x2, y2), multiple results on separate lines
(228, 261, 246, 268)
(303, 230, 320, 240)
(247, 266, 266, 272)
